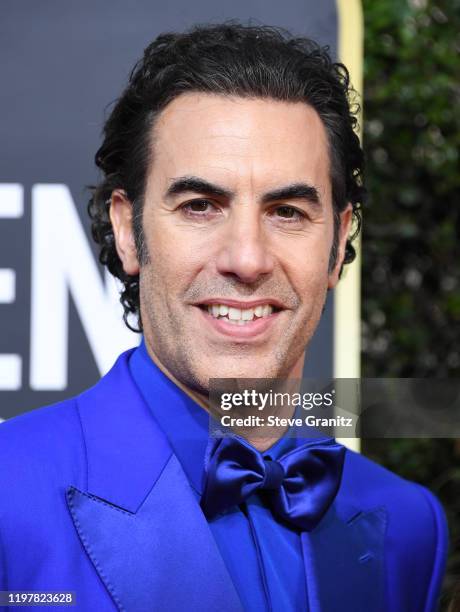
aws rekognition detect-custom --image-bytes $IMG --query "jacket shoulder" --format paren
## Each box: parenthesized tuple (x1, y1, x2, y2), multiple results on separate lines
(342, 447, 446, 517)
(0, 349, 137, 482)
(0, 397, 87, 493)
(341, 447, 448, 608)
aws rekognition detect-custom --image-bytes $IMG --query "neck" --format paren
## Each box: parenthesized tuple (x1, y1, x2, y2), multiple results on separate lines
(143, 338, 305, 452)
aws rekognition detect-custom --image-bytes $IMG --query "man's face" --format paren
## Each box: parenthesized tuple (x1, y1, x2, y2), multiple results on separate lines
(112, 93, 351, 394)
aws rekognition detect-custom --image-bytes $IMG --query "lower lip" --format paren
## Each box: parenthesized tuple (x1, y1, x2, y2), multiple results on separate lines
(197, 307, 281, 339)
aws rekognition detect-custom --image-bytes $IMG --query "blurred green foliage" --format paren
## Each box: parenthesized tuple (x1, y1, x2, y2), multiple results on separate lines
(360, 0, 460, 608)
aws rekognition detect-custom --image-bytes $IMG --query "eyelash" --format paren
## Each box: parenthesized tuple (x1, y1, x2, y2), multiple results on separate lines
(180, 199, 307, 222)
(272, 205, 306, 222)
(180, 199, 217, 217)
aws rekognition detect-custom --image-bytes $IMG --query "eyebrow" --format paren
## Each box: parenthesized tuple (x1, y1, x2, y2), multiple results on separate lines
(165, 176, 233, 200)
(165, 175, 322, 209)
(261, 183, 322, 208)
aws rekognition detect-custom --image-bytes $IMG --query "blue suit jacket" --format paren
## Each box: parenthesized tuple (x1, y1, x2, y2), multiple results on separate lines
(0, 350, 448, 611)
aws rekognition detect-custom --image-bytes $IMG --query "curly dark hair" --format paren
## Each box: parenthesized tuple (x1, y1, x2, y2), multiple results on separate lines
(88, 22, 364, 332)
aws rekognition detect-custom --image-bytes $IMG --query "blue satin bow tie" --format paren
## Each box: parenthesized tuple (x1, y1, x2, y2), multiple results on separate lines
(201, 435, 346, 531)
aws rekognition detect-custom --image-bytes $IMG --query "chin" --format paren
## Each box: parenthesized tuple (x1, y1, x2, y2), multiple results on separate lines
(200, 360, 280, 383)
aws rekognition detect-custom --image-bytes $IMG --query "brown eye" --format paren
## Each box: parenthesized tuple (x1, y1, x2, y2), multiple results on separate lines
(187, 200, 211, 212)
(277, 206, 294, 218)
(275, 206, 302, 219)
(180, 199, 218, 219)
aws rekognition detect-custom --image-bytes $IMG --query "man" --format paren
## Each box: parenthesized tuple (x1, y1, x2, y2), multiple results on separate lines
(0, 24, 448, 611)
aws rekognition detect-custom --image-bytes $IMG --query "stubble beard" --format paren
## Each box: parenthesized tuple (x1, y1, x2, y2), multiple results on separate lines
(140, 280, 327, 398)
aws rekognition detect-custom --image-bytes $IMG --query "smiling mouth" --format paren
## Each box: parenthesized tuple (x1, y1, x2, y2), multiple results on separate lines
(198, 303, 282, 326)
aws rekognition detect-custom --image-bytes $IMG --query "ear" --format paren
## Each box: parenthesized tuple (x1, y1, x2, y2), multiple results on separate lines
(327, 203, 353, 289)
(109, 190, 140, 276)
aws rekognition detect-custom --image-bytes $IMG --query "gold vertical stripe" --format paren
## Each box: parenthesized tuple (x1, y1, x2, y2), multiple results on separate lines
(334, 0, 363, 452)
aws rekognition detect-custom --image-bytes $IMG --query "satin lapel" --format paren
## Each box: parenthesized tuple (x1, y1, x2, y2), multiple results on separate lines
(67, 454, 242, 612)
(302, 502, 387, 612)
(66, 350, 242, 612)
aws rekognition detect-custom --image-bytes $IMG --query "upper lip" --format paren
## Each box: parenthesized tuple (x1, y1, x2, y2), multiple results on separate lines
(192, 298, 286, 310)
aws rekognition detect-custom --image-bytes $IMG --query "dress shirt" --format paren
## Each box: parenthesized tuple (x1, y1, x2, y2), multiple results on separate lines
(129, 338, 309, 612)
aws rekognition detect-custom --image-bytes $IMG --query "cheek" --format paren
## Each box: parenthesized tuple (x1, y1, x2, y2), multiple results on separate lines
(295, 270, 329, 311)
(145, 226, 204, 301)
(281, 237, 332, 289)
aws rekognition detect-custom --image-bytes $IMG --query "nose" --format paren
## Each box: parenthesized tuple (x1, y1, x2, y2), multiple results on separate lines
(215, 205, 275, 283)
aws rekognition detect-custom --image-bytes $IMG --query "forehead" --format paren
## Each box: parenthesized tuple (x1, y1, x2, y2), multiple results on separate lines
(149, 92, 331, 197)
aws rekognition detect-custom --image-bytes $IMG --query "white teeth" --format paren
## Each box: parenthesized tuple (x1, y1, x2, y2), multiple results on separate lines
(228, 307, 241, 321)
(205, 303, 276, 322)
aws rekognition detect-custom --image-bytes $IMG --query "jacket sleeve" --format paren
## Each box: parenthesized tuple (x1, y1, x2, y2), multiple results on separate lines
(416, 484, 449, 612)
(0, 521, 6, 591)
